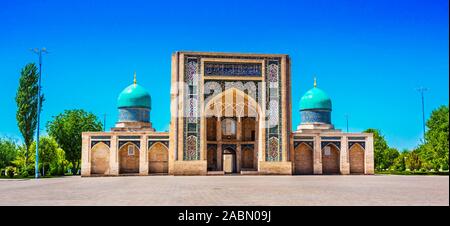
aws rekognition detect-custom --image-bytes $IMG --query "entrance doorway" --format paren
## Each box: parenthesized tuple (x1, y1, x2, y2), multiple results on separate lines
(119, 142, 140, 174)
(349, 144, 365, 174)
(223, 148, 236, 174)
(322, 144, 340, 174)
(207, 145, 217, 171)
(242, 146, 254, 169)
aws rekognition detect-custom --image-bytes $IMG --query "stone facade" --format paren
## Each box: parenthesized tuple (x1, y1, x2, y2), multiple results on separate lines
(81, 51, 374, 176)
(81, 132, 169, 176)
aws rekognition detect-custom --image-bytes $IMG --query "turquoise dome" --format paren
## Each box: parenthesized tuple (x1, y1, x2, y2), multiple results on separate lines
(117, 83, 151, 109)
(299, 87, 332, 111)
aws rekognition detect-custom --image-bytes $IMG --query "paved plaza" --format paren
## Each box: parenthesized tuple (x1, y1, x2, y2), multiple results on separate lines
(0, 175, 448, 206)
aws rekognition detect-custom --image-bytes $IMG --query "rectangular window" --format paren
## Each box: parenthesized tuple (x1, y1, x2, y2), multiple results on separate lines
(188, 123, 197, 132)
(269, 88, 278, 97)
(128, 145, 135, 156)
(324, 146, 331, 156)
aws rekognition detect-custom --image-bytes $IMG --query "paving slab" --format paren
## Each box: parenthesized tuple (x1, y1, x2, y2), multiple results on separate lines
(0, 175, 448, 206)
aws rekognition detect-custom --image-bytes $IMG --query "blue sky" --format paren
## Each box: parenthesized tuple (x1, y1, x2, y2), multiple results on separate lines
(0, 0, 448, 150)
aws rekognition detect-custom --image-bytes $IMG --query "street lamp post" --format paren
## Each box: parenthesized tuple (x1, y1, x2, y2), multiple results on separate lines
(31, 47, 48, 179)
(417, 87, 427, 143)
(345, 114, 349, 133)
(103, 114, 107, 132)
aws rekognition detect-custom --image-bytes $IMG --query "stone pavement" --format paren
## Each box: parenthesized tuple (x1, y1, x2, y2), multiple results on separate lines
(0, 175, 448, 206)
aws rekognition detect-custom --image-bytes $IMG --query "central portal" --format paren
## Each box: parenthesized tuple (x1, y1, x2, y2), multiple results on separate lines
(205, 88, 259, 173)
(171, 52, 292, 175)
(223, 148, 236, 173)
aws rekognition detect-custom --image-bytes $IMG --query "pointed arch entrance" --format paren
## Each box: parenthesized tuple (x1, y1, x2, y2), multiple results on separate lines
(294, 143, 313, 175)
(90, 142, 110, 175)
(119, 142, 140, 174)
(204, 88, 261, 173)
(242, 146, 254, 169)
(148, 142, 169, 174)
(349, 143, 365, 174)
(322, 143, 340, 174)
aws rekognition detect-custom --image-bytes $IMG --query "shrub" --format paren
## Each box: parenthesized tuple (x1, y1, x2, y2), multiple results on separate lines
(48, 164, 64, 176)
(0, 138, 19, 170)
(21, 169, 29, 178)
(5, 166, 16, 178)
(19, 165, 34, 178)
(58, 165, 65, 176)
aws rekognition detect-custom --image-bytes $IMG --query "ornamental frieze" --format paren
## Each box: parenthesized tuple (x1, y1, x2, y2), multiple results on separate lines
(204, 62, 262, 77)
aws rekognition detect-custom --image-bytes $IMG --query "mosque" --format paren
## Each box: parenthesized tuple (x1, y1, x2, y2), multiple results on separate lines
(81, 51, 374, 176)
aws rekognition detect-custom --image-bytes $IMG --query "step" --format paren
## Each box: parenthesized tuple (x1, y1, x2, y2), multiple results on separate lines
(240, 170, 259, 175)
(207, 171, 225, 175)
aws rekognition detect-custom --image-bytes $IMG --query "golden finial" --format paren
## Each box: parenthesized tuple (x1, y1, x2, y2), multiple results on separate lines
(314, 76, 317, 87)
(133, 71, 137, 85)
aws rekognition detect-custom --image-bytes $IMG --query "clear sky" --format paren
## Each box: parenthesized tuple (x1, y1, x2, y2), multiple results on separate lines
(0, 0, 448, 150)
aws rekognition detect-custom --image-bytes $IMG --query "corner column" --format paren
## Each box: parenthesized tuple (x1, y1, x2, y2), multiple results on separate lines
(168, 52, 179, 175)
(365, 135, 375, 174)
(313, 135, 322, 174)
(281, 56, 288, 162)
(109, 135, 119, 175)
(254, 118, 259, 169)
(340, 136, 350, 175)
(139, 135, 149, 175)
(81, 134, 90, 176)
(216, 117, 222, 171)
(236, 144, 242, 173)
(236, 117, 242, 172)
(237, 117, 242, 141)
(257, 115, 265, 171)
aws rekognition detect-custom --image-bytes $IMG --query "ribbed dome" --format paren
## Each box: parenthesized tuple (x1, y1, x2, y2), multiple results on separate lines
(117, 83, 151, 109)
(299, 84, 332, 111)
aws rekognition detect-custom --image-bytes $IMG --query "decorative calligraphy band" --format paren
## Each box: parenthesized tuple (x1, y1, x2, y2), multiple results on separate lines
(204, 62, 262, 77)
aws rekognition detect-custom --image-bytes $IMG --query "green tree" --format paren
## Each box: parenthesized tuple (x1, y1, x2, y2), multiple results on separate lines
(415, 145, 436, 170)
(29, 136, 61, 176)
(385, 147, 400, 169)
(0, 138, 18, 170)
(46, 110, 102, 174)
(406, 149, 422, 171)
(364, 128, 389, 170)
(50, 147, 67, 176)
(424, 105, 449, 170)
(11, 145, 34, 176)
(391, 150, 409, 171)
(15, 63, 44, 166)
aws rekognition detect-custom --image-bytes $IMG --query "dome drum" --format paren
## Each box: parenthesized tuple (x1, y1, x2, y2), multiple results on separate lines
(300, 110, 331, 125)
(118, 108, 150, 123)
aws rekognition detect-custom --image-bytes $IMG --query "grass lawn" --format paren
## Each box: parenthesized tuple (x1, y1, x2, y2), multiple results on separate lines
(0, 173, 76, 179)
(376, 170, 449, 175)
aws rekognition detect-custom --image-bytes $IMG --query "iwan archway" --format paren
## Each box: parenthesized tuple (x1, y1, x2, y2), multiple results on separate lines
(204, 88, 261, 173)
